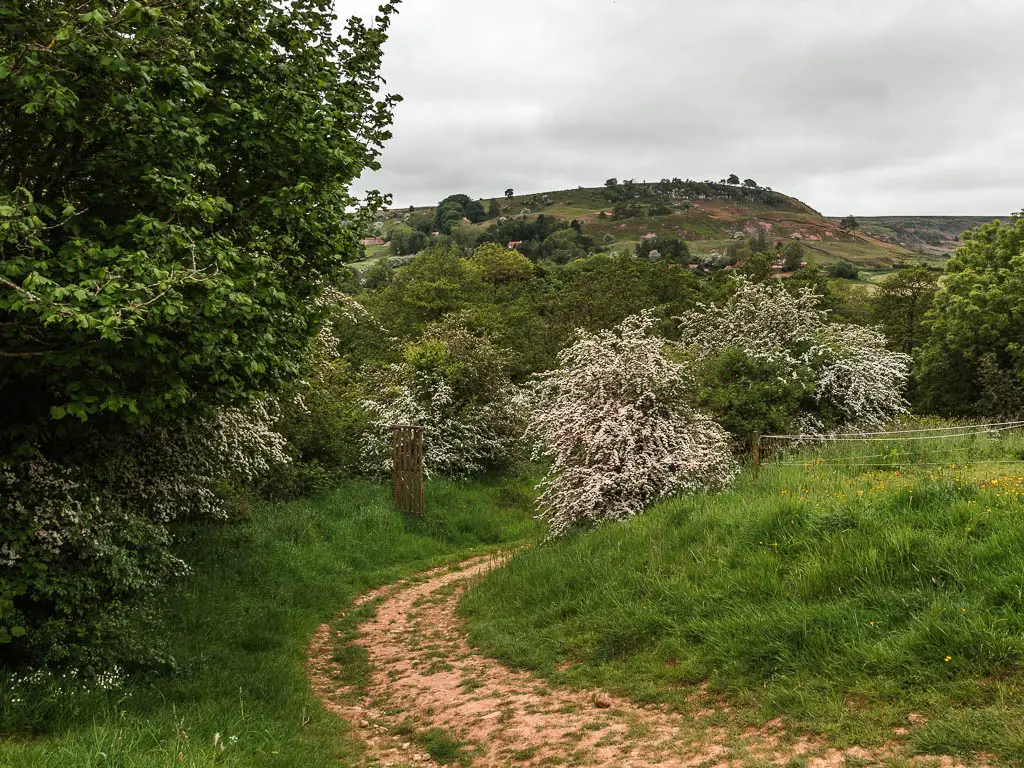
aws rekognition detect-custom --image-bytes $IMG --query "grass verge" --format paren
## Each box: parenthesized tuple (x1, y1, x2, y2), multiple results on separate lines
(0, 475, 539, 767)
(460, 433, 1024, 762)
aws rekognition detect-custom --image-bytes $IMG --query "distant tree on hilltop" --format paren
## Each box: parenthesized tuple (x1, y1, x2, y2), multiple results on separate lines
(727, 174, 740, 185)
(505, 188, 514, 199)
(840, 215, 860, 232)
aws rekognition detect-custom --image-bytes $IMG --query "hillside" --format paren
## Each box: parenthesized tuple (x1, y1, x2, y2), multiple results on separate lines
(374, 182, 1001, 277)
(858, 215, 1004, 261)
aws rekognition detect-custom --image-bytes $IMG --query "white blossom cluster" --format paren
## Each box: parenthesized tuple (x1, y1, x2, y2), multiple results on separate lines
(361, 319, 527, 477)
(809, 323, 911, 429)
(529, 312, 736, 537)
(105, 398, 290, 523)
(676, 279, 826, 373)
(4, 664, 126, 706)
(676, 279, 911, 430)
(1, 400, 291, 645)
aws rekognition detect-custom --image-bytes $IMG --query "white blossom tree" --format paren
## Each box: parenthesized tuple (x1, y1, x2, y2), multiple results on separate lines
(530, 312, 736, 537)
(676, 279, 910, 432)
(361, 317, 527, 477)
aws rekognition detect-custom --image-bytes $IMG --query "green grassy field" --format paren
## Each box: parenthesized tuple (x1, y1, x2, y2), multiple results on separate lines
(460, 429, 1024, 762)
(0, 477, 539, 767)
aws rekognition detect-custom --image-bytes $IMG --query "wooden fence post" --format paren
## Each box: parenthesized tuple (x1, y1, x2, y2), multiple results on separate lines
(392, 425, 424, 516)
(751, 432, 761, 475)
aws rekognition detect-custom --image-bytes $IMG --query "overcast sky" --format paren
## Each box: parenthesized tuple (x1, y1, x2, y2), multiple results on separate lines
(339, 1, 1023, 216)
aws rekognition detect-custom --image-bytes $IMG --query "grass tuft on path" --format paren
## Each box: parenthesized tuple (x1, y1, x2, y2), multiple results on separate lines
(0, 476, 539, 767)
(460, 436, 1024, 761)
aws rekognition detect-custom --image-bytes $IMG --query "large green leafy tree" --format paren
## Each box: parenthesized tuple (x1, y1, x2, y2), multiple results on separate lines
(870, 265, 938, 355)
(0, 0, 399, 455)
(916, 215, 1024, 415)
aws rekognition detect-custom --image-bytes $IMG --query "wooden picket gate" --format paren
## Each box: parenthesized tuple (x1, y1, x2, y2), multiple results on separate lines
(392, 425, 424, 516)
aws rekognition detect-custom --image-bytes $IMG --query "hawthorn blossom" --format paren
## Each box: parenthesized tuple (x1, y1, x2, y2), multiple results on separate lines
(361, 318, 527, 477)
(810, 323, 911, 429)
(676, 279, 910, 431)
(530, 312, 736, 537)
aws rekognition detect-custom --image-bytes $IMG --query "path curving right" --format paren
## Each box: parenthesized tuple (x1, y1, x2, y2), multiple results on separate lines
(309, 554, 983, 767)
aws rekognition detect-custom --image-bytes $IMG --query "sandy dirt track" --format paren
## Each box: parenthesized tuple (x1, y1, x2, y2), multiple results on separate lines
(308, 555, 981, 768)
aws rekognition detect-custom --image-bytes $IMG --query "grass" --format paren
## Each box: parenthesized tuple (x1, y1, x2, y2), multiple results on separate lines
(0, 475, 540, 767)
(460, 430, 1024, 762)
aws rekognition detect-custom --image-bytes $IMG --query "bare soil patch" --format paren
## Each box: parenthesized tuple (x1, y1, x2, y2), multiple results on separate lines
(309, 555, 985, 767)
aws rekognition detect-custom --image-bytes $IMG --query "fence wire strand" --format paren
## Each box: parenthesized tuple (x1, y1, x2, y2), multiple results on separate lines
(763, 420, 1024, 441)
(763, 420, 1024, 469)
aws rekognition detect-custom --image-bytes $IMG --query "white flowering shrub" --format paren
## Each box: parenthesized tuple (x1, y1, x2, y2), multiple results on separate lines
(676, 279, 910, 434)
(361, 317, 527, 477)
(677, 279, 825, 371)
(0, 401, 288, 669)
(530, 313, 736, 537)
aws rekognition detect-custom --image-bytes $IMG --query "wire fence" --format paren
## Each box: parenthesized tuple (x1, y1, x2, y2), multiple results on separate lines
(758, 420, 1024, 471)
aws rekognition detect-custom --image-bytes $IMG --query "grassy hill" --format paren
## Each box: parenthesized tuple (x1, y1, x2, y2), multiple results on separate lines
(378, 183, 1003, 279)
(859, 216, 1004, 263)
(461, 429, 1024, 761)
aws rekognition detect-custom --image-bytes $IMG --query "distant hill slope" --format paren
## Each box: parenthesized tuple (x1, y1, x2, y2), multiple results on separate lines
(857, 216, 1004, 259)
(388, 183, 1001, 274)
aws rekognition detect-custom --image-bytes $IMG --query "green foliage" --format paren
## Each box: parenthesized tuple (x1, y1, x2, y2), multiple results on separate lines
(840, 214, 860, 232)
(788, 264, 839, 311)
(389, 223, 431, 256)
(362, 258, 394, 290)
(1, 399, 288, 669)
(738, 251, 774, 281)
(870, 265, 937, 354)
(748, 228, 771, 254)
(830, 261, 860, 280)
(916, 216, 1024, 415)
(636, 234, 690, 265)
(462, 437, 1024, 758)
(0, 456, 178, 670)
(267, 361, 368, 499)
(540, 229, 586, 264)
(440, 222, 481, 255)
(468, 243, 535, 285)
(479, 213, 568, 260)
(0, 0, 399, 452)
(1, 477, 539, 765)
(362, 246, 707, 381)
(367, 246, 482, 334)
(612, 202, 643, 220)
(433, 194, 486, 234)
(362, 317, 527, 477)
(781, 240, 804, 271)
(696, 348, 811, 444)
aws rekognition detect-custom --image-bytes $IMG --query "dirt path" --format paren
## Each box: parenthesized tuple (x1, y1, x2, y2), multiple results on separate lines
(308, 555, 980, 768)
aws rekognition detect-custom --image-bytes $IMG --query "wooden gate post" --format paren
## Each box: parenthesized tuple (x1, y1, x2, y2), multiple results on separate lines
(392, 425, 424, 516)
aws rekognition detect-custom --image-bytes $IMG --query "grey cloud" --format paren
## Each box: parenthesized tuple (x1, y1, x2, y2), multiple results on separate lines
(339, 0, 1023, 215)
